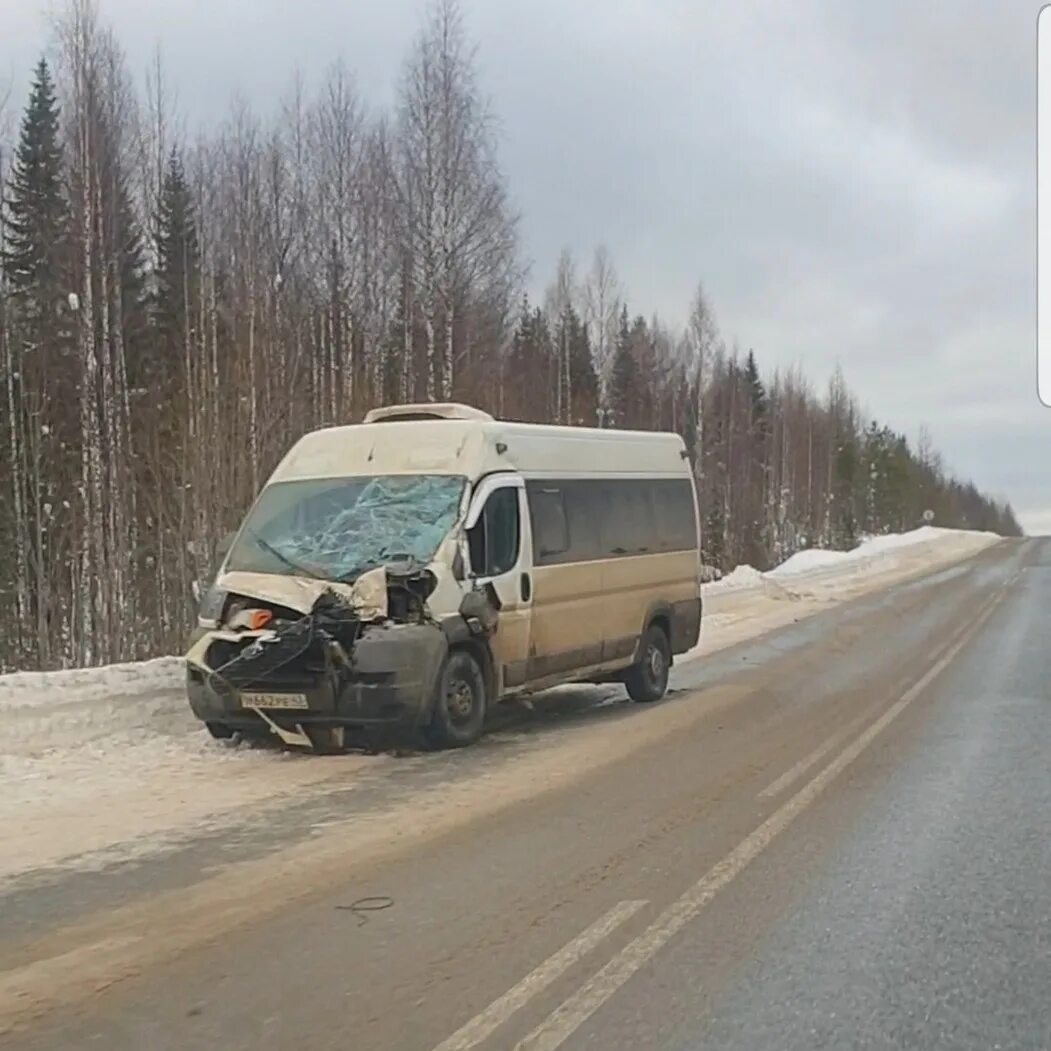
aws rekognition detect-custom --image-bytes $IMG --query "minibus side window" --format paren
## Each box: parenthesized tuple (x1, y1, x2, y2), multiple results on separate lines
(603, 482, 655, 555)
(650, 479, 698, 552)
(468, 487, 521, 576)
(530, 487, 570, 561)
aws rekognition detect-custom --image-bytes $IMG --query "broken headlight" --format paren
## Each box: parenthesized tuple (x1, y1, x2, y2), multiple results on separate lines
(197, 587, 228, 627)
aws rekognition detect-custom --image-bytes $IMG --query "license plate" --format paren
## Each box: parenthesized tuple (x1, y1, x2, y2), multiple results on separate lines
(240, 691, 309, 710)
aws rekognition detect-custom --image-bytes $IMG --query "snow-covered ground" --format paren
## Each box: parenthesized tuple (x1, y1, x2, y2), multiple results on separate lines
(687, 526, 999, 658)
(1, 526, 999, 882)
(706, 526, 995, 592)
(1, 659, 364, 881)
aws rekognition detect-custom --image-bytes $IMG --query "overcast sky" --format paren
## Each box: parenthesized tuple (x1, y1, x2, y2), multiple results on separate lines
(2, 0, 1047, 531)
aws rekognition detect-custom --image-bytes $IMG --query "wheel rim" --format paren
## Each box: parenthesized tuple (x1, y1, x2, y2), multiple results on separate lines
(648, 644, 666, 684)
(446, 677, 476, 724)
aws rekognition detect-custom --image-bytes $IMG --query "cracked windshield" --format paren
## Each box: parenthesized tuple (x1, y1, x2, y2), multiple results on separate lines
(226, 475, 465, 581)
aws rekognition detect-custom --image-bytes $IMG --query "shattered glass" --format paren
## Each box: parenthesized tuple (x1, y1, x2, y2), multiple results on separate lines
(225, 474, 465, 582)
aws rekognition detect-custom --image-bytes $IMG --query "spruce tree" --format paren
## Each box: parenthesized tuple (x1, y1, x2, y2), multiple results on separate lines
(565, 305, 598, 425)
(507, 296, 557, 421)
(1, 58, 76, 669)
(609, 303, 636, 427)
(744, 350, 766, 419)
(1, 58, 73, 356)
(833, 433, 860, 548)
(506, 294, 534, 418)
(150, 147, 200, 389)
(531, 305, 554, 421)
(117, 170, 149, 370)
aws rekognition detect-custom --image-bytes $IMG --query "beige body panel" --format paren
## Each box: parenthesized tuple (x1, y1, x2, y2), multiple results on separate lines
(601, 550, 699, 647)
(519, 550, 698, 692)
(268, 412, 689, 486)
(515, 657, 635, 695)
(490, 606, 532, 690)
(524, 562, 606, 682)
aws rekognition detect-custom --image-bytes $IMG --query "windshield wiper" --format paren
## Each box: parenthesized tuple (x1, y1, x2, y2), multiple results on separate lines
(336, 560, 382, 583)
(336, 553, 419, 583)
(248, 530, 327, 580)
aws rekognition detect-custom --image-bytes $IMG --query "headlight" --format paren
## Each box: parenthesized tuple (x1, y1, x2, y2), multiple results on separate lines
(198, 587, 228, 626)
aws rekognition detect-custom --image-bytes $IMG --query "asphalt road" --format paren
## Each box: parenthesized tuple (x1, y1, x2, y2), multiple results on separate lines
(2, 537, 1048, 1050)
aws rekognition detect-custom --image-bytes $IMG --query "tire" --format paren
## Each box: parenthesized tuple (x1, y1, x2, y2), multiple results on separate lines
(205, 721, 235, 740)
(425, 649, 487, 748)
(625, 624, 671, 703)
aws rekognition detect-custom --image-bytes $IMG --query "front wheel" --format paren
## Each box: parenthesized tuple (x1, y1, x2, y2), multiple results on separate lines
(625, 625, 671, 703)
(425, 649, 487, 748)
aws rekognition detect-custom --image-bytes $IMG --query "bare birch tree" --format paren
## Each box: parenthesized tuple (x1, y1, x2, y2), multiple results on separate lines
(0, 0, 1023, 670)
(395, 0, 518, 401)
(582, 245, 620, 419)
(544, 247, 577, 423)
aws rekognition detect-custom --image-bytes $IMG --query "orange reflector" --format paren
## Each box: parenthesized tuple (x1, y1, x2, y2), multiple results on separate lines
(247, 609, 273, 630)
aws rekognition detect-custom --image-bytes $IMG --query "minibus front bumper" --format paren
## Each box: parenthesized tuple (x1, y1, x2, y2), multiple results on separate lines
(186, 621, 448, 745)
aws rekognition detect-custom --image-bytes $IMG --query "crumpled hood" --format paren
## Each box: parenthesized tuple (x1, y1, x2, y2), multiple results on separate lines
(215, 568, 387, 620)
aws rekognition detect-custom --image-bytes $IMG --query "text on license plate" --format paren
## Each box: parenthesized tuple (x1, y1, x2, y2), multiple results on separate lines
(240, 691, 309, 710)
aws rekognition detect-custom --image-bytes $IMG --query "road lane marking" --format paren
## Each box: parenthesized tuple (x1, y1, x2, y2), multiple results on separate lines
(512, 589, 1006, 1051)
(430, 899, 647, 1051)
(758, 711, 870, 799)
(761, 585, 1011, 803)
(898, 591, 1004, 704)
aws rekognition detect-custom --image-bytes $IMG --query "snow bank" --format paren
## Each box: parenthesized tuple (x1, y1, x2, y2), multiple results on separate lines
(702, 527, 1000, 594)
(0, 656, 184, 711)
(768, 526, 997, 578)
(704, 564, 765, 593)
(766, 547, 848, 575)
(682, 526, 1001, 663)
(0, 656, 190, 766)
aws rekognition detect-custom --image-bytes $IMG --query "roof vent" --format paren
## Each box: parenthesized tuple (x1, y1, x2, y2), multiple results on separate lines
(363, 403, 494, 424)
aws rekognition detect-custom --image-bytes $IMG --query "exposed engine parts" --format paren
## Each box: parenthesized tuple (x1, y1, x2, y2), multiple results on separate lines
(186, 553, 502, 754)
(383, 557, 438, 624)
(208, 590, 362, 692)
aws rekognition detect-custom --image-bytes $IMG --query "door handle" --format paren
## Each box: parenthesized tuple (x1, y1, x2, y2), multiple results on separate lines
(520, 573, 532, 602)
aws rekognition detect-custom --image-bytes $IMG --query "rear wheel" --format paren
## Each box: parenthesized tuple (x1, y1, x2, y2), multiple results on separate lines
(625, 624, 671, 703)
(425, 650, 487, 748)
(205, 721, 235, 740)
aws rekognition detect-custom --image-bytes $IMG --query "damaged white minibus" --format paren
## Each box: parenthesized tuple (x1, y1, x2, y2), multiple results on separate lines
(185, 404, 702, 750)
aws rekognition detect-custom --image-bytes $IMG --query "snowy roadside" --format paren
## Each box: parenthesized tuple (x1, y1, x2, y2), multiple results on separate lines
(705, 526, 997, 596)
(2, 526, 1000, 882)
(688, 526, 1000, 658)
(1, 660, 366, 883)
